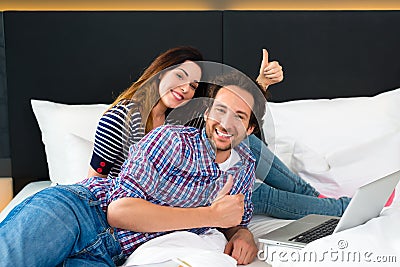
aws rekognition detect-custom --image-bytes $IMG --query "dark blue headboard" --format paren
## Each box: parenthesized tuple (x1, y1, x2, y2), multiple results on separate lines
(223, 11, 400, 102)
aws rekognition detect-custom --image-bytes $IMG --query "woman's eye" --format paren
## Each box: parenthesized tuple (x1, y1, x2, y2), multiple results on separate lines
(189, 82, 198, 90)
(176, 73, 183, 80)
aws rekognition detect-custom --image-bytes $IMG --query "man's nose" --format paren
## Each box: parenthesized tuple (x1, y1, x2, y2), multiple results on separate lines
(220, 112, 234, 128)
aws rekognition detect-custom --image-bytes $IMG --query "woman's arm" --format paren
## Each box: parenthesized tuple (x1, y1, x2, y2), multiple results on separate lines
(88, 103, 138, 178)
(87, 167, 107, 178)
(256, 48, 284, 90)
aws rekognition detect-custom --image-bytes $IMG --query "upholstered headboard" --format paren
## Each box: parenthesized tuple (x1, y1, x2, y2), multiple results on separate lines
(4, 11, 223, 193)
(4, 11, 400, 194)
(223, 11, 400, 101)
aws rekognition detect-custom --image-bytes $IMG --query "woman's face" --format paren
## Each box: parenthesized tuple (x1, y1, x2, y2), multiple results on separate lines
(158, 60, 202, 109)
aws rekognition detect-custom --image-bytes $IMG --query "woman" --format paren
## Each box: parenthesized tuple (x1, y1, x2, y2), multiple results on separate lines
(88, 46, 350, 219)
(88, 47, 203, 179)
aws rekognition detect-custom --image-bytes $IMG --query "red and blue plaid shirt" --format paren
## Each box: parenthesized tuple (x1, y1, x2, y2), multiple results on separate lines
(81, 125, 255, 259)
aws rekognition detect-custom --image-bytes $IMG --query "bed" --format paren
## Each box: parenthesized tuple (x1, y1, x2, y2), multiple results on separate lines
(1, 10, 400, 267)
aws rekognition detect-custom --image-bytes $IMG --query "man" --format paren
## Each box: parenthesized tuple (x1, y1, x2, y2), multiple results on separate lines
(0, 72, 267, 266)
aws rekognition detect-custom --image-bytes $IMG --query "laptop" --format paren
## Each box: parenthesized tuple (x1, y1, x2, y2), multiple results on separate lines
(258, 170, 400, 249)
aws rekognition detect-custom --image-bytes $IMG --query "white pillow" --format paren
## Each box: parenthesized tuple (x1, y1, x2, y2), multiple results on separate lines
(264, 88, 400, 199)
(64, 133, 95, 184)
(31, 100, 108, 184)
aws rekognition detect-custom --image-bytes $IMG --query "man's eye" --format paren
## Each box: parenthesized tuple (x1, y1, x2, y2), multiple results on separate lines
(235, 114, 244, 120)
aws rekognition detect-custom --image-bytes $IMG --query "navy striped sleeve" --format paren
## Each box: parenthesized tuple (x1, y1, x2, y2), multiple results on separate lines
(90, 102, 143, 176)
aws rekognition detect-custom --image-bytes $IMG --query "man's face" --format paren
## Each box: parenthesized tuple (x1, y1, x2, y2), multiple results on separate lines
(205, 86, 255, 153)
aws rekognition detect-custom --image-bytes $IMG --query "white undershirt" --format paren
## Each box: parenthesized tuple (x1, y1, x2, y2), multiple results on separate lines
(217, 149, 240, 171)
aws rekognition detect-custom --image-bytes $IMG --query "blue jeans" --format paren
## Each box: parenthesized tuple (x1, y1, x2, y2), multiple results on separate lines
(0, 185, 125, 267)
(248, 134, 351, 219)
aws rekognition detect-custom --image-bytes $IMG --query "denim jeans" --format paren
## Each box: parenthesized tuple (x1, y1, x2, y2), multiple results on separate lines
(0, 185, 125, 267)
(248, 134, 351, 219)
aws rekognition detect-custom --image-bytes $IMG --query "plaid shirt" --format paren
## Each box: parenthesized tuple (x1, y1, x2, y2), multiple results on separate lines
(81, 125, 255, 259)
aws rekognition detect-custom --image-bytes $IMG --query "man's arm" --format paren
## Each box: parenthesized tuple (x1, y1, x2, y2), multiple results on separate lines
(221, 226, 258, 265)
(107, 193, 245, 232)
(106, 127, 248, 233)
(218, 157, 258, 265)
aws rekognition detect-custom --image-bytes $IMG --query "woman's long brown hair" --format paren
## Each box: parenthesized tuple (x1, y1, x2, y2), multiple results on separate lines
(109, 46, 203, 133)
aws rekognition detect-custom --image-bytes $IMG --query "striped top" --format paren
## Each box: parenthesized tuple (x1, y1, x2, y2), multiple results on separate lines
(90, 100, 145, 179)
(81, 125, 255, 259)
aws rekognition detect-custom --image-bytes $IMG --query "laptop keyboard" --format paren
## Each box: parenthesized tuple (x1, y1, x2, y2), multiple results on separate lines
(289, 218, 340, 244)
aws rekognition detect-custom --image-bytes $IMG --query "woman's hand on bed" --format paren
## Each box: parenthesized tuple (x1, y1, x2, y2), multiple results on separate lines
(256, 48, 284, 90)
(223, 227, 258, 265)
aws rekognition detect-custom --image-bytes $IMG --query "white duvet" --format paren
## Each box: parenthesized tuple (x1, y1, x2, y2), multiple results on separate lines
(122, 216, 292, 267)
(122, 229, 236, 267)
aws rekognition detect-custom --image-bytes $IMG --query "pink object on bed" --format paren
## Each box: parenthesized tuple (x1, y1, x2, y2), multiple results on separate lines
(385, 189, 395, 207)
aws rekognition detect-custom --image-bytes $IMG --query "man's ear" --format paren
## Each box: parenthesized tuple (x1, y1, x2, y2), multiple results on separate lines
(246, 124, 255, 136)
(204, 108, 210, 121)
